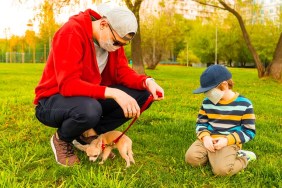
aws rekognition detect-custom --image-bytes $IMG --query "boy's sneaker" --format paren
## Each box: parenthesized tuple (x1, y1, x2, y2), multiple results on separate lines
(50, 133, 80, 167)
(238, 150, 257, 162)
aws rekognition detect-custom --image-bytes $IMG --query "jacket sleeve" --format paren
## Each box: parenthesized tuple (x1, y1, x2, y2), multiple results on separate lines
(52, 33, 106, 99)
(114, 47, 148, 90)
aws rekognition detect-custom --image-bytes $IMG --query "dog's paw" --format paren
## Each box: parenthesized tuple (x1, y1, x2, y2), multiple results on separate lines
(109, 152, 116, 160)
(89, 157, 97, 162)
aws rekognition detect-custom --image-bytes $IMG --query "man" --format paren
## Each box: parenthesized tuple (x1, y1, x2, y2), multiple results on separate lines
(34, 4, 164, 166)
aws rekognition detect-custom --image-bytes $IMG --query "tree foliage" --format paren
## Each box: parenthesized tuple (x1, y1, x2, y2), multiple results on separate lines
(37, 0, 60, 51)
(8, 0, 282, 80)
(193, 0, 282, 80)
(141, 6, 190, 69)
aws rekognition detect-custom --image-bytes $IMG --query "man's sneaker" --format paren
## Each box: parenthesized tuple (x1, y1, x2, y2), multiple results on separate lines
(50, 133, 80, 166)
(238, 150, 257, 162)
(73, 134, 116, 160)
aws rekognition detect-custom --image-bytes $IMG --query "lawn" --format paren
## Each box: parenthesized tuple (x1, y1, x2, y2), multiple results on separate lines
(0, 63, 281, 187)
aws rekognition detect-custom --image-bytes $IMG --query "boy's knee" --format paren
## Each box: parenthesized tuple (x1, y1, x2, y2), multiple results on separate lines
(185, 149, 207, 167)
(212, 165, 233, 176)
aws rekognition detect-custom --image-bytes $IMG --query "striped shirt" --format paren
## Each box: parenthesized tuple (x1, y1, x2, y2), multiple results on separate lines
(196, 93, 256, 146)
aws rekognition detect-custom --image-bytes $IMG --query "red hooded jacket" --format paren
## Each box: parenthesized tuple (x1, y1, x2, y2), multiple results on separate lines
(34, 9, 148, 104)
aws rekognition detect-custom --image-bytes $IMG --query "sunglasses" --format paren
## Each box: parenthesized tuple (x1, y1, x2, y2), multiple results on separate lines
(108, 23, 130, 47)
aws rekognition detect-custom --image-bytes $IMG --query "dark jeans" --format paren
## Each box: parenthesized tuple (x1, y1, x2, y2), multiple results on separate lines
(35, 85, 151, 142)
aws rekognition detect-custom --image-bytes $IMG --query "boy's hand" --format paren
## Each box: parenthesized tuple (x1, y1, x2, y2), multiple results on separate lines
(202, 136, 215, 152)
(213, 137, 228, 150)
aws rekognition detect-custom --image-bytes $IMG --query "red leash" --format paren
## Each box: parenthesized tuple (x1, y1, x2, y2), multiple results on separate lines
(112, 91, 162, 144)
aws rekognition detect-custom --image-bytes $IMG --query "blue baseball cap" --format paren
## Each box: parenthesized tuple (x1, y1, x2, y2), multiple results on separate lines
(193, 65, 232, 94)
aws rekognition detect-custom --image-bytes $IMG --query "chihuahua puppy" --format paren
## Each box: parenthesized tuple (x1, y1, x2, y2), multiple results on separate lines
(73, 130, 135, 168)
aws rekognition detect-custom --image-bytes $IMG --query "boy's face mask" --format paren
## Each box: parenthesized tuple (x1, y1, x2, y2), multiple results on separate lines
(204, 88, 224, 104)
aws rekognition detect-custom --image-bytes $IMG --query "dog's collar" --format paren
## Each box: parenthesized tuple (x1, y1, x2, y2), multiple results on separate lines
(101, 141, 115, 151)
(101, 141, 106, 151)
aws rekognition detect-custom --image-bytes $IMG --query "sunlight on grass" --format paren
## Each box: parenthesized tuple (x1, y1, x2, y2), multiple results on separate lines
(0, 64, 281, 187)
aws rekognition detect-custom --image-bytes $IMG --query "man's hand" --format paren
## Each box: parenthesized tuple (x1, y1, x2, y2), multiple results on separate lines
(202, 136, 215, 152)
(105, 88, 140, 118)
(146, 78, 164, 101)
(213, 137, 228, 150)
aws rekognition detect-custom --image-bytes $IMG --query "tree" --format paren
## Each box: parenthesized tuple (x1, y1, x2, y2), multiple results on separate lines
(193, 0, 282, 80)
(249, 21, 280, 67)
(177, 49, 200, 66)
(188, 21, 217, 64)
(141, 13, 176, 69)
(141, 6, 191, 69)
(236, 43, 253, 67)
(217, 15, 242, 67)
(141, 14, 164, 69)
(38, 0, 60, 61)
(124, 0, 145, 74)
(266, 33, 282, 79)
(8, 35, 23, 63)
(25, 30, 36, 63)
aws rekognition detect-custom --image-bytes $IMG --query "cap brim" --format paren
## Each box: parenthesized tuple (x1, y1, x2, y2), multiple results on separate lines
(193, 85, 217, 94)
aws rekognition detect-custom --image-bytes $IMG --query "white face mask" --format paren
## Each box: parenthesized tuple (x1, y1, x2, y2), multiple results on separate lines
(204, 88, 224, 104)
(98, 28, 120, 52)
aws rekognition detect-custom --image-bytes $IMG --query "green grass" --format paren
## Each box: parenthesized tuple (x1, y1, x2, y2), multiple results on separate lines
(0, 63, 281, 187)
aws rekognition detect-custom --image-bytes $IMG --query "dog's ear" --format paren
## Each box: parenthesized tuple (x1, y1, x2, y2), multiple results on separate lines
(86, 146, 91, 156)
(73, 140, 89, 151)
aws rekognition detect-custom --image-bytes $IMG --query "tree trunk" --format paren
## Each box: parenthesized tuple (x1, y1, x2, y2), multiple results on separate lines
(131, 31, 145, 74)
(218, 0, 265, 77)
(265, 32, 282, 80)
(144, 52, 162, 70)
(125, 0, 145, 74)
(228, 59, 232, 67)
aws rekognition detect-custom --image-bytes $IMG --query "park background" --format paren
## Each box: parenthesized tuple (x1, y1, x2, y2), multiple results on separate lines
(0, 0, 281, 187)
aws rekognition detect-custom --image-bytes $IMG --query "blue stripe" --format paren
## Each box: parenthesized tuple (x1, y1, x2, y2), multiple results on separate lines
(237, 131, 245, 143)
(245, 129, 256, 139)
(242, 119, 255, 124)
(196, 123, 214, 132)
(229, 126, 243, 132)
(236, 96, 252, 103)
(204, 109, 246, 116)
(203, 104, 248, 112)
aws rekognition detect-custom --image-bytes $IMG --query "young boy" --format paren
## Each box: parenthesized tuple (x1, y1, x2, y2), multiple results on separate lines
(185, 65, 256, 176)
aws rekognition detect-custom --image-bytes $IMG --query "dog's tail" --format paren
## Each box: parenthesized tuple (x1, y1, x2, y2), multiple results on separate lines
(72, 140, 88, 151)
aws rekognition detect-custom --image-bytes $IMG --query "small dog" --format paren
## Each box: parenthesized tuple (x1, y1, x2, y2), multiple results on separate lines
(73, 130, 135, 168)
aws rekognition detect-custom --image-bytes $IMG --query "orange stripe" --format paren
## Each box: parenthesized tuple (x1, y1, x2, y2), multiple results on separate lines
(199, 109, 206, 115)
(208, 114, 242, 121)
(242, 114, 255, 119)
(233, 132, 241, 144)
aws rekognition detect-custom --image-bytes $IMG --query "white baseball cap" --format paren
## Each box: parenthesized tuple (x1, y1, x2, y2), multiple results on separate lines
(97, 3, 138, 40)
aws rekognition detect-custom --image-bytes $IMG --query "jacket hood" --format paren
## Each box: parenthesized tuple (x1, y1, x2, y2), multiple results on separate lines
(68, 9, 102, 40)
